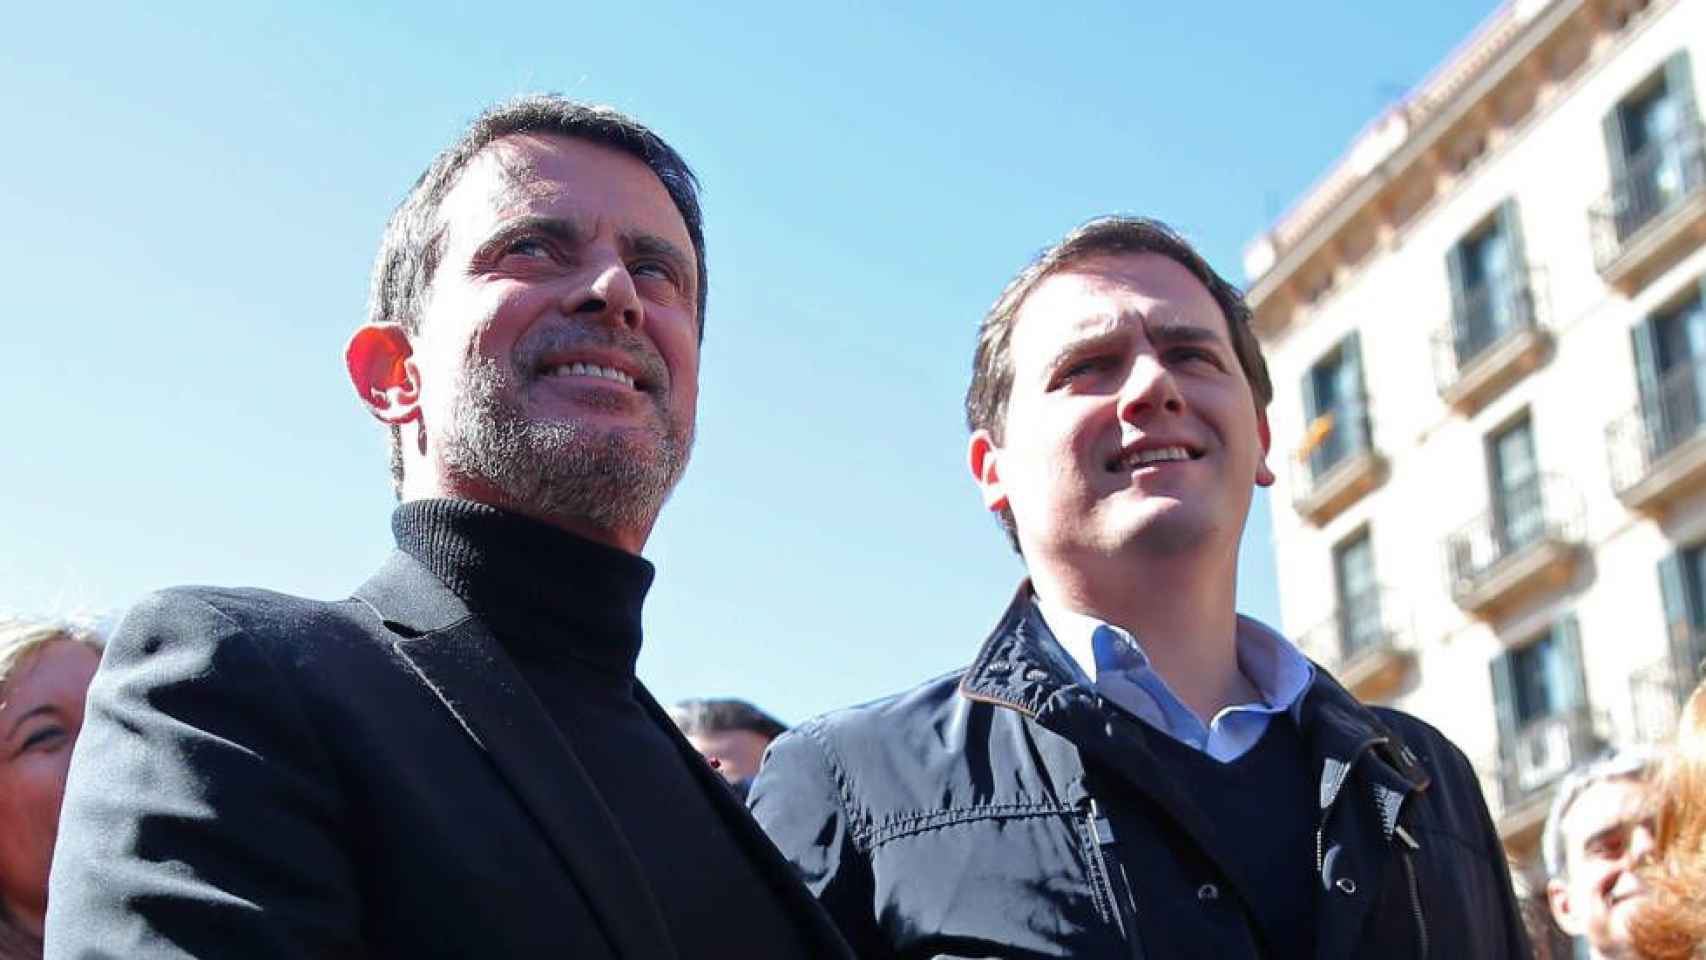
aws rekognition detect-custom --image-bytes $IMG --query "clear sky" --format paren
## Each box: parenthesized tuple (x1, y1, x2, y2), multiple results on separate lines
(1, 1, 1496, 724)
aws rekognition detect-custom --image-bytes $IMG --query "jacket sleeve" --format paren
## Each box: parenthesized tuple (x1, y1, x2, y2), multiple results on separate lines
(44, 589, 361, 959)
(747, 724, 896, 960)
(1451, 742, 1533, 959)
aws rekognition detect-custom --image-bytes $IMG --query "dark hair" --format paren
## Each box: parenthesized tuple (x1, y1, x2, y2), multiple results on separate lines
(668, 698, 787, 740)
(367, 94, 707, 495)
(965, 216, 1274, 550)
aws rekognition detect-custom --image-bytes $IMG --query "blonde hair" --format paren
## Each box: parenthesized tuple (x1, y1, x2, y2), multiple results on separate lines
(1632, 679, 1706, 960)
(0, 617, 104, 960)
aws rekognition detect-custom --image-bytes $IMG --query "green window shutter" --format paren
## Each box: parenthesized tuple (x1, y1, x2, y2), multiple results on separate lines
(1663, 49, 1698, 120)
(1633, 317, 1663, 445)
(1340, 332, 1368, 451)
(1554, 614, 1587, 712)
(1490, 653, 1520, 752)
(1497, 199, 1528, 277)
(1660, 552, 1689, 626)
(1445, 241, 1470, 337)
(1604, 101, 1631, 186)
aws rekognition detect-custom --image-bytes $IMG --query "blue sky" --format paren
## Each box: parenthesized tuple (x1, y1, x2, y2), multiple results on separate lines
(1, 1, 1494, 723)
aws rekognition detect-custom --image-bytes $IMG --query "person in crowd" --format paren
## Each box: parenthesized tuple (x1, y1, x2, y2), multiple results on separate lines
(0, 619, 101, 960)
(45, 96, 852, 959)
(1632, 682, 1706, 960)
(669, 698, 787, 796)
(1543, 751, 1658, 960)
(749, 215, 1530, 958)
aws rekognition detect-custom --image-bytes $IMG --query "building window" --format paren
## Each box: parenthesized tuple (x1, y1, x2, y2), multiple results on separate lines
(1491, 616, 1590, 801)
(1445, 200, 1532, 366)
(1601, 50, 1703, 242)
(1300, 331, 1371, 480)
(1333, 529, 1381, 660)
(1488, 414, 1542, 554)
(1659, 543, 1706, 679)
(1631, 283, 1706, 458)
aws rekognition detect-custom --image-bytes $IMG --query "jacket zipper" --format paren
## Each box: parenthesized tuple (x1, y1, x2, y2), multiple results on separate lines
(1082, 798, 1145, 960)
(1314, 738, 1384, 875)
(1396, 824, 1429, 957)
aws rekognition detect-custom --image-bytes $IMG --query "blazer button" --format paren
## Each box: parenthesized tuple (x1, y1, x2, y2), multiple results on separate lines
(1336, 877, 1357, 895)
(1197, 883, 1219, 902)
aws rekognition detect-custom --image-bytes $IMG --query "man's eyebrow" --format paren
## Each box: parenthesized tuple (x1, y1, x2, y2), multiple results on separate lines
(473, 215, 584, 260)
(1144, 320, 1227, 348)
(1043, 327, 1126, 372)
(624, 232, 696, 286)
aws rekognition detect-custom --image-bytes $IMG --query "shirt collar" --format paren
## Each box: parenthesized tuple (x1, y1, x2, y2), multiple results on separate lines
(1034, 596, 1315, 719)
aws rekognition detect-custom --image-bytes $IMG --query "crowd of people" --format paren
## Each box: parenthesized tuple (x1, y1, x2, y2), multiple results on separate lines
(5, 93, 1706, 957)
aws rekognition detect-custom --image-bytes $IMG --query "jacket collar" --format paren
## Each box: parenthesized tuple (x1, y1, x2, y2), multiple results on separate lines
(353, 551, 855, 960)
(353, 551, 678, 959)
(957, 582, 1432, 797)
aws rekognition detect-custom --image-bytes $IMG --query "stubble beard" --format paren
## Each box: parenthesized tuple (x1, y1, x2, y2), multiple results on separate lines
(440, 356, 691, 541)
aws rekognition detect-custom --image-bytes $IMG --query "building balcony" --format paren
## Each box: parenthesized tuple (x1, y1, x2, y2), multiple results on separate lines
(1630, 651, 1699, 745)
(1295, 588, 1414, 702)
(1607, 359, 1706, 513)
(1492, 706, 1609, 843)
(1431, 268, 1551, 415)
(1590, 123, 1706, 294)
(1289, 402, 1386, 526)
(1443, 475, 1585, 617)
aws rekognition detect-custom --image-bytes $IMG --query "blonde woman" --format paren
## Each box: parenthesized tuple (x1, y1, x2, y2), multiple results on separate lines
(0, 620, 101, 960)
(1634, 678, 1706, 960)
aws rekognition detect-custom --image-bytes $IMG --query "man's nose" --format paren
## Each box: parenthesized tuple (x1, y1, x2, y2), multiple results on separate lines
(563, 260, 644, 330)
(1628, 822, 1658, 864)
(1117, 355, 1185, 424)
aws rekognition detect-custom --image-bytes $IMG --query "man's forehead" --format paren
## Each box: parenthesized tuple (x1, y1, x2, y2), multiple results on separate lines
(438, 133, 683, 238)
(1015, 256, 1229, 348)
(1567, 777, 1652, 838)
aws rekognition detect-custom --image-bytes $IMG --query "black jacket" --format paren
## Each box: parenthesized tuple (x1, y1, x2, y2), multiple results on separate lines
(45, 550, 853, 959)
(749, 586, 1529, 959)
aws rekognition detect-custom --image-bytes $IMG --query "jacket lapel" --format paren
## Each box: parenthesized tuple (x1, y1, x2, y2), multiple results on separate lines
(355, 552, 676, 960)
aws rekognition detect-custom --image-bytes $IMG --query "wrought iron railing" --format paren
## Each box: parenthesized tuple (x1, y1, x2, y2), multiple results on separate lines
(1606, 357, 1706, 493)
(1496, 705, 1605, 811)
(1591, 121, 1706, 268)
(1296, 588, 1409, 679)
(1443, 474, 1584, 597)
(1290, 398, 1375, 501)
(1431, 267, 1546, 394)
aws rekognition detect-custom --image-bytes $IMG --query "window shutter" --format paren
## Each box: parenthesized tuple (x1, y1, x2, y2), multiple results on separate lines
(1603, 101, 1630, 188)
(1633, 318, 1664, 448)
(1659, 551, 1701, 679)
(1340, 332, 1369, 451)
(1490, 653, 1520, 753)
(1445, 242, 1470, 333)
(1554, 614, 1587, 712)
(1663, 49, 1698, 121)
(1660, 552, 1689, 626)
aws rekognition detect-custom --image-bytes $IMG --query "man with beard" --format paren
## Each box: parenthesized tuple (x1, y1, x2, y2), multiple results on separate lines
(45, 96, 852, 960)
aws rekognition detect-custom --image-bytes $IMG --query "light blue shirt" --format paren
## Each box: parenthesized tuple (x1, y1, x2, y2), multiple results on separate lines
(1035, 598, 1315, 764)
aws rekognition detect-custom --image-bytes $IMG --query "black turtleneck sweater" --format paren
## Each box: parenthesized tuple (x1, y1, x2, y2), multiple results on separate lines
(394, 499, 813, 959)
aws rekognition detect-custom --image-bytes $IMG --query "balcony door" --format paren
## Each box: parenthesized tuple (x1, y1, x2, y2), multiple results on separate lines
(1659, 545, 1706, 688)
(1633, 289, 1706, 456)
(1446, 201, 1526, 364)
(1490, 616, 1588, 801)
(1301, 332, 1366, 480)
(1605, 51, 1700, 239)
(1333, 530, 1380, 662)
(1489, 416, 1542, 555)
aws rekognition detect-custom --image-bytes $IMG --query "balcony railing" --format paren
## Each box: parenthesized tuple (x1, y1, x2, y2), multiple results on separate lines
(1295, 588, 1413, 701)
(1290, 399, 1385, 525)
(1591, 121, 1706, 289)
(1496, 705, 1607, 815)
(1607, 357, 1706, 509)
(1431, 268, 1550, 413)
(1443, 475, 1585, 615)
